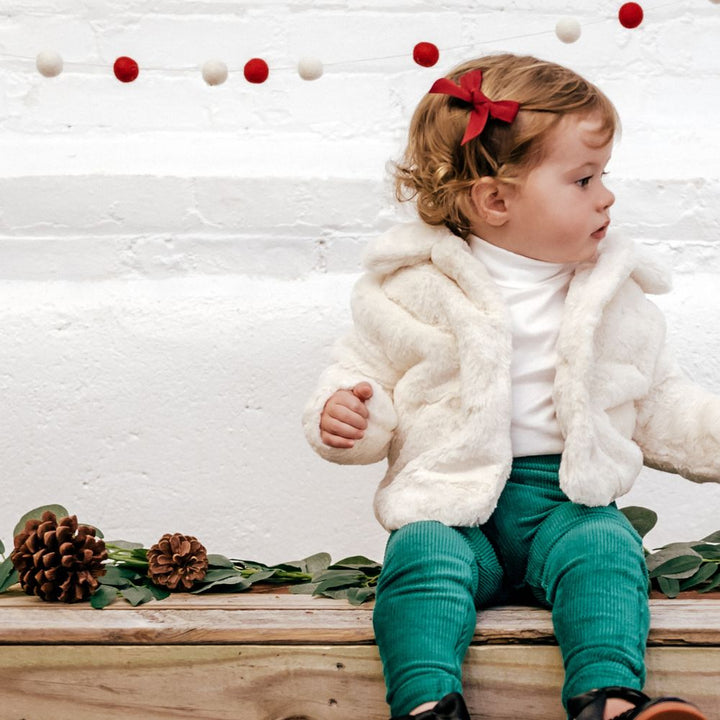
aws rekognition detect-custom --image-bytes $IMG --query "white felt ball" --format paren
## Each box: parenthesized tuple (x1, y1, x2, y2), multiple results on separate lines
(555, 17, 582, 44)
(298, 56, 323, 81)
(202, 60, 228, 86)
(36, 51, 64, 78)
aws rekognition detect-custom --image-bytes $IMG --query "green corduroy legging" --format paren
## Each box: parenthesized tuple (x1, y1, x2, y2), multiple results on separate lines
(372, 455, 650, 718)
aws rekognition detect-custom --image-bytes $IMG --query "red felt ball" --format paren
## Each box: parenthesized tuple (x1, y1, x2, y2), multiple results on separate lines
(113, 56, 139, 82)
(413, 42, 440, 68)
(244, 58, 269, 84)
(618, 2, 644, 29)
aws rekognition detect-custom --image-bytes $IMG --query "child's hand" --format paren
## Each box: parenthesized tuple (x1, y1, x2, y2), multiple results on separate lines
(319, 382, 373, 448)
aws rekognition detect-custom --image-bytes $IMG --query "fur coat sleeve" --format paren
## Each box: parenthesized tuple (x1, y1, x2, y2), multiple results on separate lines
(635, 345, 720, 483)
(302, 272, 415, 465)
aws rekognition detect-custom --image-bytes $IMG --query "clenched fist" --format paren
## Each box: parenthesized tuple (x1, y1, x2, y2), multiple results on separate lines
(319, 382, 374, 448)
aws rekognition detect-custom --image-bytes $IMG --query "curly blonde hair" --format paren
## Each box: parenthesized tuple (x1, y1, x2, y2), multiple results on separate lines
(393, 53, 619, 239)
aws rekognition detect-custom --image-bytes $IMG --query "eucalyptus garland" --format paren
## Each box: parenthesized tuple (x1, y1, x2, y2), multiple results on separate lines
(621, 506, 720, 597)
(0, 504, 718, 608)
(0, 504, 381, 607)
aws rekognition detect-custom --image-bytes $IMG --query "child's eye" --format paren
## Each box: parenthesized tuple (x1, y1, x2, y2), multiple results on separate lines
(576, 176, 592, 188)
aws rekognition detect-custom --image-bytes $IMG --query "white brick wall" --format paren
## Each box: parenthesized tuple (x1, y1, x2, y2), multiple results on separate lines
(1, 0, 719, 563)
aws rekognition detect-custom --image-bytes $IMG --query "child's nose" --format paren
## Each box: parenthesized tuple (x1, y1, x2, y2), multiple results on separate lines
(600, 186, 615, 210)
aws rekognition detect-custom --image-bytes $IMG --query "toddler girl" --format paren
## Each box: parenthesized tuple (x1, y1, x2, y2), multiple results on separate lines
(303, 53, 717, 720)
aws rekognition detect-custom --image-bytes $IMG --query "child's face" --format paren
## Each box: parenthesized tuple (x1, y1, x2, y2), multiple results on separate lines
(494, 113, 615, 264)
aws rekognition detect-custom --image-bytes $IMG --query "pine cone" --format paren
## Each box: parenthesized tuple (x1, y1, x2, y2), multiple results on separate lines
(147, 533, 208, 591)
(11, 511, 107, 603)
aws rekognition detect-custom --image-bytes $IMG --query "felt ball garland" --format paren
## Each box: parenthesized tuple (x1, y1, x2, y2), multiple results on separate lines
(36, 50, 63, 77)
(298, 56, 323, 81)
(113, 56, 139, 82)
(201, 60, 228, 86)
(413, 42, 439, 67)
(619, 2, 644, 29)
(555, 17, 582, 43)
(23, 4, 720, 86)
(244, 58, 269, 84)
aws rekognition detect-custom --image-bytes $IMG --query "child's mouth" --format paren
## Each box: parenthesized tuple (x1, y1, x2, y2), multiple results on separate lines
(591, 223, 609, 240)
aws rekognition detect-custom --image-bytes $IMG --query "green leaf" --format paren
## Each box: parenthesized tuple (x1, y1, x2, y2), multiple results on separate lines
(701, 530, 720, 544)
(120, 584, 155, 607)
(345, 586, 376, 605)
(269, 553, 331, 575)
(303, 552, 332, 575)
(147, 583, 171, 602)
(656, 541, 697, 553)
(316, 587, 353, 600)
(13, 504, 69, 537)
(0, 558, 18, 593)
(331, 555, 378, 566)
(289, 582, 321, 595)
(244, 569, 279, 585)
(699, 572, 720, 593)
(691, 544, 720, 561)
(314, 571, 364, 594)
(116, 566, 144, 581)
(314, 568, 363, 581)
(620, 506, 657, 539)
(329, 556, 382, 575)
(648, 554, 703, 580)
(645, 543, 702, 573)
(234, 559, 270, 571)
(90, 585, 118, 609)
(201, 568, 243, 583)
(271, 561, 305, 572)
(107, 539, 145, 550)
(679, 562, 718, 591)
(191, 576, 252, 594)
(657, 576, 680, 598)
(207, 554, 234, 569)
(98, 565, 131, 588)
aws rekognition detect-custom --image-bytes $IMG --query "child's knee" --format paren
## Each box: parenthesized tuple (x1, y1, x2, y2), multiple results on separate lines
(382, 521, 474, 578)
(379, 521, 484, 600)
(528, 506, 648, 600)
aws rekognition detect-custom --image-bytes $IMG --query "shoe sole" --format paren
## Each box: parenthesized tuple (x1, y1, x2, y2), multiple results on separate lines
(635, 701, 707, 720)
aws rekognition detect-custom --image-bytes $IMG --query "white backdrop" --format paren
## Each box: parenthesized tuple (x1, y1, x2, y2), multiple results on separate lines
(1, 0, 719, 564)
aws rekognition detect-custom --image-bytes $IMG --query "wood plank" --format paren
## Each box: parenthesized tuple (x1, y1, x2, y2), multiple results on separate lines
(0, 644, 718, 720)
(2, 591, 720, 646)
(0, 606, 378, 645)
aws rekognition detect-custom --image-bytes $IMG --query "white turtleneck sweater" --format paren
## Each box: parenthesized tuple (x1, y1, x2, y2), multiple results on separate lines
(468, 235, 575, 457)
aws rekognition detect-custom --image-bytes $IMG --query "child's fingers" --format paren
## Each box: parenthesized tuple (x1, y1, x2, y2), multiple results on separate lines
(329, 389, 369, 418)
(320, 414, 366, 440)
(352, 382, 374, 402)
(329, 403, 369, 429)
(318, 387, 371, 448)
(320, 431, 356, 449)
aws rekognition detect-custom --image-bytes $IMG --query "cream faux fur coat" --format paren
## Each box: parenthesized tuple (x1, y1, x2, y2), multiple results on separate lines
(303, 221, 720, 532)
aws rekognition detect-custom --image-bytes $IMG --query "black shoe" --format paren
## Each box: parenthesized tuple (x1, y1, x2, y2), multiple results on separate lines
(568, 686, 707, 720)
(391, 692, 470, 720)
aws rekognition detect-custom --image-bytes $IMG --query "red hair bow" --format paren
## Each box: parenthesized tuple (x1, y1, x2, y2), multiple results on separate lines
(429, 69, 520, 145)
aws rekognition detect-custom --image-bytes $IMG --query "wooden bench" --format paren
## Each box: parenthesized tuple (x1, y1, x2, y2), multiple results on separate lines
(1, 589, 719, 719)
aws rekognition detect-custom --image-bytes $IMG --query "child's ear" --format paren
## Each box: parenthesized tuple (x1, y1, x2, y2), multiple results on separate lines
(470, 177, 511, 227)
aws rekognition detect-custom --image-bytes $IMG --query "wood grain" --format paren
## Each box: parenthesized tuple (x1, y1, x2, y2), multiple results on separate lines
(1, 645, 719, 720)
(1, 591, 719, 719)
(1, 591, 719, 646)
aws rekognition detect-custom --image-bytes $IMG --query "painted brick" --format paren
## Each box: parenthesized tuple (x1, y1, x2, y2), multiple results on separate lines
(0, 0, 719, 561)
